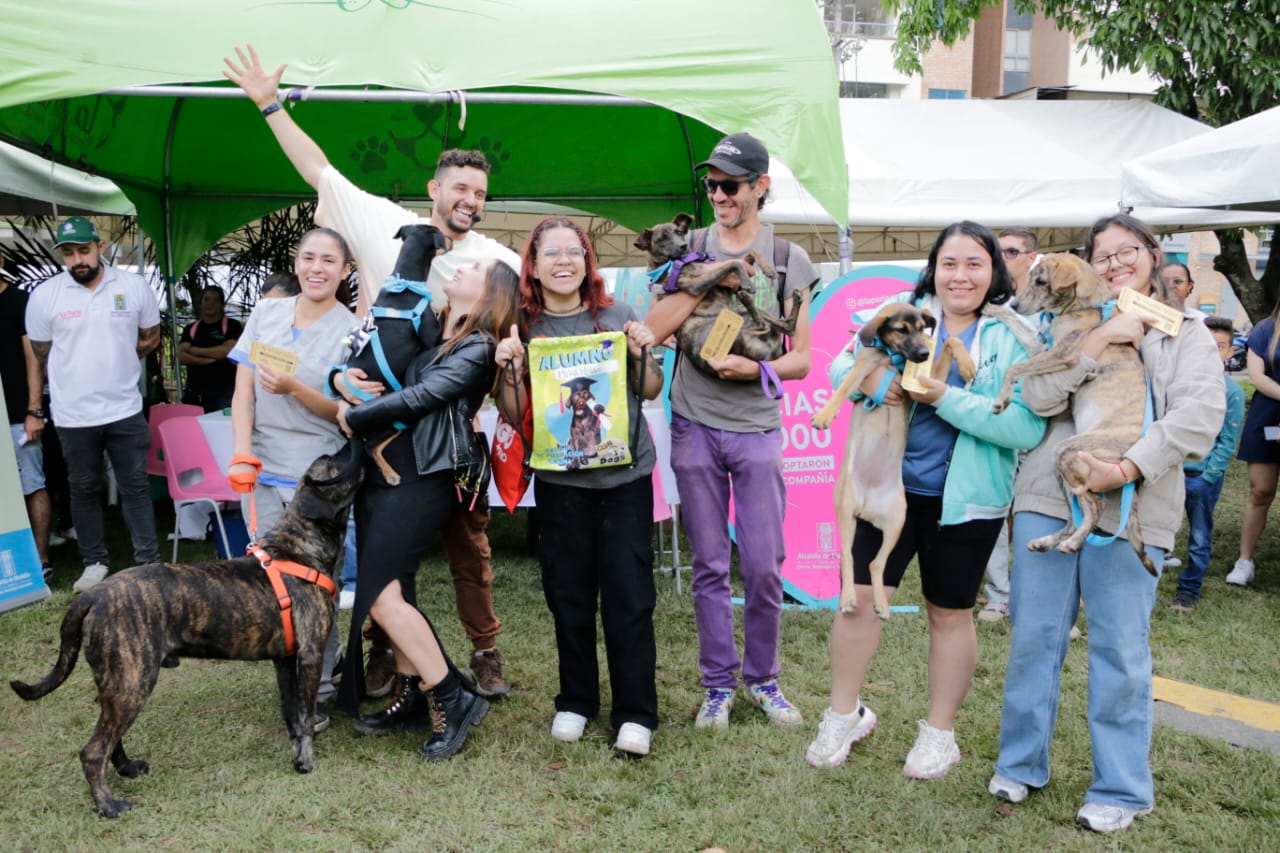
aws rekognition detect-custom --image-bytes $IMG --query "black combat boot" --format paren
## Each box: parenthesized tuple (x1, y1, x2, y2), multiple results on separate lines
(353, 674, 431, 736)
(419, 672, 490, 761)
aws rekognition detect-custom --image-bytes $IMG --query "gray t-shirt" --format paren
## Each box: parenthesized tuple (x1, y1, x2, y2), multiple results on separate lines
(528, 302, 656, 489)
(667, 224, 818, 432)
(230, 297, 355, 479)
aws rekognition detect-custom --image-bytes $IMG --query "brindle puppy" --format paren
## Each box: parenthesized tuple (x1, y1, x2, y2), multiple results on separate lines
(566, 387, 604, 469)
(10, 445, 363, 818)
(636, 213, 801, 377)
(990, 252, 1156, 575)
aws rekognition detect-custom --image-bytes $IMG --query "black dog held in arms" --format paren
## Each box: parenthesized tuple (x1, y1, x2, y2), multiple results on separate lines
(10, 444, 363, 818)
(336, 223, 450, 485)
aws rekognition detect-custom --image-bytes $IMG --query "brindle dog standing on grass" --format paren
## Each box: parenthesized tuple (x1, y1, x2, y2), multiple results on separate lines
(10, 445, 363, 818)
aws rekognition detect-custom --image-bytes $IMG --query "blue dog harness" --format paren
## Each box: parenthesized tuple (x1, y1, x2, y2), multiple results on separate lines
(647, 251, 714, 294)
(861, 339, 906, 411)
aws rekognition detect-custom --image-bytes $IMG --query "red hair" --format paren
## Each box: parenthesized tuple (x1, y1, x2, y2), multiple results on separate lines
(519, 217, 612, 323)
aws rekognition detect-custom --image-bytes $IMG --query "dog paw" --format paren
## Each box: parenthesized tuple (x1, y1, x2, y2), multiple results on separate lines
(116, 759, 149, 779)
(838, 592, 857, 614)
(991, 399, 1009, 414)
(97, 797, 134, 818)
(1026, 536, 1054, 552)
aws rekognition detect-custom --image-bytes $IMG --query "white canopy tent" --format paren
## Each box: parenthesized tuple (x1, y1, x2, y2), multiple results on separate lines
(0, 141, 134, 217)
(764, 99, 1280, 261)
(1121, 104, 1280, 213)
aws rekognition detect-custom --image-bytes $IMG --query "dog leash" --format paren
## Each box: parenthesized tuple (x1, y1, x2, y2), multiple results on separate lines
(246, 544, 336, 657)
(860, 341, 906, 411)
(1068, 372, 1154, 547)
(647, 251, 713, 294)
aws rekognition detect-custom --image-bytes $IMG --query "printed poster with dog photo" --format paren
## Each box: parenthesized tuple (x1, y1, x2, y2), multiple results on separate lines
(528, 331, 632, 471)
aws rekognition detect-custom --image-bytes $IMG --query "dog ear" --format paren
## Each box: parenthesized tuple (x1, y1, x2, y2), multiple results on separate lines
(857, 321, 881, 349)
(673, 213, 694, 233)
(634, 229, 653, 251)
(393, 224, 410, 241)
(920, 308, 937, 333)
(1047, 255, 1082, 293)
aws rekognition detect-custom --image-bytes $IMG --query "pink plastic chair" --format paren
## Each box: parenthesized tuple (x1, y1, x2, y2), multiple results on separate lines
(159, 416, 240, 561)
(146, 403, 203, 477)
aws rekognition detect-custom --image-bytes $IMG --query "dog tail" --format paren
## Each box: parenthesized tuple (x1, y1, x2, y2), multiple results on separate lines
(9, 593, 92, 701)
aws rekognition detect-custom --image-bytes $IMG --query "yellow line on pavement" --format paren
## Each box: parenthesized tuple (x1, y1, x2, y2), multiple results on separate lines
(1154, 676, 1280, 733)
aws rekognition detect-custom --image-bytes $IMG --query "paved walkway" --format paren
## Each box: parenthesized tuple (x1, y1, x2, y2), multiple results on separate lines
(1154, 676, 1280, 755)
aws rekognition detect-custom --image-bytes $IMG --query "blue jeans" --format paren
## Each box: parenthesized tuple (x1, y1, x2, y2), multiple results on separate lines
(1175, 474, 1222, 600)
(341, 509, 358, 591)
(995, 511, 1163, 810)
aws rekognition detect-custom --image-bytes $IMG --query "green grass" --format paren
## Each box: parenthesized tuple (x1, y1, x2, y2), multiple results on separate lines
(3, 454, 1278, 852)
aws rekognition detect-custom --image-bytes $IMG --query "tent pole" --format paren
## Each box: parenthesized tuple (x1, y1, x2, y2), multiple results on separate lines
(162, 98, 185, 403)
(838, 226, 851, 274)
(106, 85, 652, 108)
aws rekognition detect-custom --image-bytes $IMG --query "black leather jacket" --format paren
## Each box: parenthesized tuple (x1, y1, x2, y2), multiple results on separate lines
(343, 332, 496, 478)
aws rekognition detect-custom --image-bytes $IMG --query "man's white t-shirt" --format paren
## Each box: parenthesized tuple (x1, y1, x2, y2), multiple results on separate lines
(25, 265, 161, 428)
(316, 166, 521, 316)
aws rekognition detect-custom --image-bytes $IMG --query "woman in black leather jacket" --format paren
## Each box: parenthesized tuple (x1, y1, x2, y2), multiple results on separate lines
(335, 258, 521, 760)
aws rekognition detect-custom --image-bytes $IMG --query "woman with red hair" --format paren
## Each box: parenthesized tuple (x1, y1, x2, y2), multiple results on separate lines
(495, 217, 664, 755)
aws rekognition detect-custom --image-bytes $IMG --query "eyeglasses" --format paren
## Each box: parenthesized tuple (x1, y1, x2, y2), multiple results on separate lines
(1163, 276, 1192, 288)
(540, 245, 586, 260)
(1090, 244, 1146, 274)
(1001, 247, 1032, 260)
(702, 175, 756, 196)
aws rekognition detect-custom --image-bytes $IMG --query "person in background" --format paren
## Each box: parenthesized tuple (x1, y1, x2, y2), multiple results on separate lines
(260, 271, 301, 299)
(977, 226, 1042, 624)
(1159, 261, 1204, 318)
(1168, 316, 1244, 610)
(1227, 293, 1280, 587)
(179, 285, 243, 412)
(228, 227, 357, 714)
(991, 213, 1223, 834)
(226, 44, 519, 699)
(805, 222, 1043, 778)
(643, 133, 819, 731)
(25, 216, 161, 593)
(495, 218, 664, 756)
(0, 252, 53, 578)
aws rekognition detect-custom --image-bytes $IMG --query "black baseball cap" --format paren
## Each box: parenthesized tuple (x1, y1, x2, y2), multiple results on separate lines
(696, 133, 770, 177)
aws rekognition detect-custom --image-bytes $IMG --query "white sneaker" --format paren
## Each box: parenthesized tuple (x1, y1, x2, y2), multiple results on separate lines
(551, 711, 588, 743)
(614, 722, 652, 756)
(977, 601, 1008, 623)
(1162, 555, 1182, 569)
(1226, 558, 1255, 586)
(48, 532, 68, 548)
(1076, 801, 1153, 833)
(72, 563, 108, 593)
(988, 773, 1029, 803)
(805, 704, 877, 768)
(338, 588, 356, 610)
(902, 720, 961, 780)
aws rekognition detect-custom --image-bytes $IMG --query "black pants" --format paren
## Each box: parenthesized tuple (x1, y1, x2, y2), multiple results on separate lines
(337, 462, 460, 715)
(534, 475, 659, 731)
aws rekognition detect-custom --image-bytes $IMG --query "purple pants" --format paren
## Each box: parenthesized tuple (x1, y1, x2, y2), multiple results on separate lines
(669, 415, 787, 689)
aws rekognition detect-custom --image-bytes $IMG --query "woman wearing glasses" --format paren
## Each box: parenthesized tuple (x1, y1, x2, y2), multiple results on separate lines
(990, 214, 1224, 833)
(494, 217, 664, 755)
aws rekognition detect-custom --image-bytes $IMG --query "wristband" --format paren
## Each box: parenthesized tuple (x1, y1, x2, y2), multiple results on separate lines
(261, 102, 282, 119)
(26, 408, 45, 419)
(1112, 461, 1128, 484)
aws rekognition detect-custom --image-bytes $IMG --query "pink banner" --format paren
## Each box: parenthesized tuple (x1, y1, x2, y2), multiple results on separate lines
(776, 266, 917, 607)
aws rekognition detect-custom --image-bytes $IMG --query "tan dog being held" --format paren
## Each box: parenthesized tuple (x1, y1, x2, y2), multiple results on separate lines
(991, 252, 1156, 575)
(636, 213, 800, 376)
(811, 303, 975, 619)
(10, 445, 363, 818)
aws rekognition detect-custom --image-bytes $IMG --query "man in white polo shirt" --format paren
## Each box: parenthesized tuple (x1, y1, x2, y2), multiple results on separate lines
(26, 217, 162, 592)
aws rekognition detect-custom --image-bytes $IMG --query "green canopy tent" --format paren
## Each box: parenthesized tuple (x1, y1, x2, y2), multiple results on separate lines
(0, 0, 848, 286)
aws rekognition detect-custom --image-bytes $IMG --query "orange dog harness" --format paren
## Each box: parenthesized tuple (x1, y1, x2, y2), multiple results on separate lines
(247, 544, 336, 657)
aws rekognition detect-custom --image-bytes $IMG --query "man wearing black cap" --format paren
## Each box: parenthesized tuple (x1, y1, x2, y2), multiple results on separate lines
(25, 217, 161, 593)
(645, 133, 819, 731)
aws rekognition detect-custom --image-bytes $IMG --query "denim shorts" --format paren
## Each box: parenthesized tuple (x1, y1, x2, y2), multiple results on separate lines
(9, 423, 46, 495)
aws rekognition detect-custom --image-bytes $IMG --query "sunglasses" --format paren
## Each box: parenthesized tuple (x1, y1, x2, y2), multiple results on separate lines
(702, 175, 756, 196)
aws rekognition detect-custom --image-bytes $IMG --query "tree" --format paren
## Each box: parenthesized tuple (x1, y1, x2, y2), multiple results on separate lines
(886, 0, 1280, 320)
